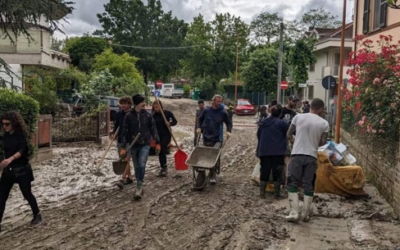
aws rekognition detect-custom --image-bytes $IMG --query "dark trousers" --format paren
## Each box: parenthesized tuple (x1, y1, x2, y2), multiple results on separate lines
(158, 134, 171, 167)
(287, 155, 317, 194)
(0, 166, 40, 223)
(260, 155, 285, 182)
(203, 140, 222, 174)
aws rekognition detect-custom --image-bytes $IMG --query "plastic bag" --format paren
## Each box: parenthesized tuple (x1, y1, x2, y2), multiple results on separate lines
(250, 163, 274, 192)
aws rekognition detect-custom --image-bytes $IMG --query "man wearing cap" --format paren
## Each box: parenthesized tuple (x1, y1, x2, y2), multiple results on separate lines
(120, 94, 161, 200)
(280, 95, 299, 124)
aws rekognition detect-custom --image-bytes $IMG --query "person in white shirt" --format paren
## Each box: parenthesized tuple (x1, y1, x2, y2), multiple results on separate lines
(285, 98, 329, 222)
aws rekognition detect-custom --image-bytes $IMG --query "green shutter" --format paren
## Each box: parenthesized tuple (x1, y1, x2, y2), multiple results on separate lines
(363, 0, 371, 34)
(380, 0, 388, 28)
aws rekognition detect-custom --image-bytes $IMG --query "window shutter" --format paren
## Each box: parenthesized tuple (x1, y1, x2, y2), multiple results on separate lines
(380, 0, 387, 28)
(363, 0, 370, 34)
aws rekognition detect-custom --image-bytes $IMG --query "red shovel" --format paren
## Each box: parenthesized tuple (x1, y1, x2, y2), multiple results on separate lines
(154, 96, 188, 171)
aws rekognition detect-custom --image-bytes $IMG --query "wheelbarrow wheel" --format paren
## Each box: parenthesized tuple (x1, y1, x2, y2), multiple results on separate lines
(194, 171, 207, 191)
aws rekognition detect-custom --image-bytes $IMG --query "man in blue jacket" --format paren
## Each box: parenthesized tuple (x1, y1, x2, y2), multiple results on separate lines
(197, 95, 232, 184)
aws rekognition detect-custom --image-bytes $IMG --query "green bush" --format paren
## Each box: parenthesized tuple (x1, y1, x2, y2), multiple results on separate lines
(0, 88, 40, 156)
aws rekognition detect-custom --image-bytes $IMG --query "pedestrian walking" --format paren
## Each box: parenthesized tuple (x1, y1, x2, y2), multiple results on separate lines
(0, 111, 42, 232)
(152, 100, 177, 177)
(111, 96, 134, 190)
(120, 94, 160, 200)
(256, 104, 289, 199)
(196, 95, 232, 184)
(194, 99, 205, 146)
(285, 98, 329, 222)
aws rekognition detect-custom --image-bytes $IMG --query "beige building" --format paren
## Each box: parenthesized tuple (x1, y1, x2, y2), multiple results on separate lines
(305, 24, 353, 105)
(0, 15, 70, 90)
(353, 0, 400, 49)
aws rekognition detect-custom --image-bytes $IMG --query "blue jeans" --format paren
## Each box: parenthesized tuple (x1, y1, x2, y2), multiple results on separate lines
(130, 145, 150, 185)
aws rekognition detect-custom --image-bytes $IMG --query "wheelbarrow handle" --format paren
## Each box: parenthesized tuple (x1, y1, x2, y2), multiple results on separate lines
(121, 133, 141, 159)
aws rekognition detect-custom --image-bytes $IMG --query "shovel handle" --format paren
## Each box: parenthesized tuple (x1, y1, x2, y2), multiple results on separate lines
(97, 127, 119, 167)
(121, 133, 141, 158)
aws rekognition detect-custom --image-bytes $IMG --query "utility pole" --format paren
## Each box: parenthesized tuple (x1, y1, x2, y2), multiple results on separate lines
(335, 0, 347, 143)
(277, 21, 284, 103)
(234, 34, 239, 102)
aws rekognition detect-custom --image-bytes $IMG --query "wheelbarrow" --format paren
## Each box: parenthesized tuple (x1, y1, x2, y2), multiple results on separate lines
(185, 136, 226, 190)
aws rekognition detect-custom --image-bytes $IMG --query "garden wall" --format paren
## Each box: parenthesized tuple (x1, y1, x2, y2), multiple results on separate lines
(341, 129, 400, 217)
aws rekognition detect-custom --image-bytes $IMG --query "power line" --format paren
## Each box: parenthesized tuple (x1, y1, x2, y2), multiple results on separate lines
(111, 43, 207, 50)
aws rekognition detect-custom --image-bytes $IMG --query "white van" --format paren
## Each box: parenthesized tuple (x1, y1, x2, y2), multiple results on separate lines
(160, 83, 184, 98)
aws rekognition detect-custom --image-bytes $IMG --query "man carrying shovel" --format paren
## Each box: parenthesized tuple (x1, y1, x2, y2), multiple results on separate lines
(120, 94, 161, 200)
(197, 95, 232, 184)
(110, 96, 134, 190)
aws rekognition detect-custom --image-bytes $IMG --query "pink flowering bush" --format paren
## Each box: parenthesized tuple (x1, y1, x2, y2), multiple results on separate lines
(344, 35, 400, 139)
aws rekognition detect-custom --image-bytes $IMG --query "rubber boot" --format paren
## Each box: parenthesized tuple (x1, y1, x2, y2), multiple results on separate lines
(260, 181, 267, 198)
(285, 192, 300, 222)
(157, 165, 167, 177)
(31, 213, 42, 226)
(274, 182, 281, 199)
(302, 195, 314, 222)
(134, 181, 143, 200)
(209, 169, 217, 185)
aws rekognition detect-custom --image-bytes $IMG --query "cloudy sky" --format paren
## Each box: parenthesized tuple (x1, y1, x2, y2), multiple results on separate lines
(56, 0, 353, 38)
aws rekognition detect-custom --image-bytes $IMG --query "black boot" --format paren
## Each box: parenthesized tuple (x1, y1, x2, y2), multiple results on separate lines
(157, 165, 167, 177)
(260, 181, 267, 198)
(31, 213, 42, 226)
(274, 182, 281, 199)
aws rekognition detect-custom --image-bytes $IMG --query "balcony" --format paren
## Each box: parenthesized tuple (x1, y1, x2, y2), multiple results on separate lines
(0, 48, 70, 69)
(322, 65, 351, 78)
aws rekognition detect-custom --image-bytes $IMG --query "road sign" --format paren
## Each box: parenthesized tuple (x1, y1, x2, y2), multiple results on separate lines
(322, 76, 337, 90)
(156, 80, 163, 87)
(306, 80, 319, 85)
(281, 81, 288, 90)
(299, 83, 307, 88)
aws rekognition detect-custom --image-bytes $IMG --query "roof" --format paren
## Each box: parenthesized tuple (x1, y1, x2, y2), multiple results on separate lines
(305, 23, 354, 42)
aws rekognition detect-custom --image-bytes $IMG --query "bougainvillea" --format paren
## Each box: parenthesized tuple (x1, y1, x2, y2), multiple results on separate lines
(344, 35, 400, 139)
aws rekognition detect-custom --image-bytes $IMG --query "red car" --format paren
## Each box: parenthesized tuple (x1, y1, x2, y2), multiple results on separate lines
(145, 106, 171, 155)
(234, 99, 255, 115)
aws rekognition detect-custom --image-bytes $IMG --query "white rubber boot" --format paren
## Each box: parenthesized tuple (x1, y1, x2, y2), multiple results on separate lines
(302, 195, 314, 222)
(285, 192, 300, 222)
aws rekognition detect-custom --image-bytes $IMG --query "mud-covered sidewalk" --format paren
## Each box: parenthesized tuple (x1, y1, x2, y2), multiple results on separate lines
(0, 98, 399, 250)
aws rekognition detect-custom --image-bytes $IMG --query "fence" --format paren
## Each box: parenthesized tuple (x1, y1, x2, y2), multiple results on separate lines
(52, 108, 110, 143)
(31, 115, 52, 148)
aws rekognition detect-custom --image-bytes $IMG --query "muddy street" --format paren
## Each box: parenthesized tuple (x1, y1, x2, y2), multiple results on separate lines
(0, 98, 399, 250)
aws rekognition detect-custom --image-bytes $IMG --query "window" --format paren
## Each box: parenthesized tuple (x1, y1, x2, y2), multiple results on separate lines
(308, 85, 314, 100)
(309, 63, 315, 72)
(238, 100, 251, 105)
(363, 0, 370, 34)
(365, 0, 387, 33)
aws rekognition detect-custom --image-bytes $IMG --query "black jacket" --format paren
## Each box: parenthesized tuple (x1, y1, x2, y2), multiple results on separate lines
(121, 109, 160, 147)
(153, 110, 177, 138)
(197, 106, 232, 142)
(1, 131, 30, 167)
(113, 110, 128, 143)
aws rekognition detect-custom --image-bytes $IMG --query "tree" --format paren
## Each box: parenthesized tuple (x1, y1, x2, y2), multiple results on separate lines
(25, 76, 59, 115)
(183, 13, 249, 94)
(0, 0, 74, 82)
(93, 48, 143, 80)
(250, 12, 281, 44)
(66, 35, 108, 73)
(242, 48, 288, 93)
(301, 7, 341, 29)
(62, 36, 81, 53)
(95, 0, 188, 82)
(289, 39, 317, 86)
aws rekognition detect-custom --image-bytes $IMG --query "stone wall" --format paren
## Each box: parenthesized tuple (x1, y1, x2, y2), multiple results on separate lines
(341, 130, 400, 217)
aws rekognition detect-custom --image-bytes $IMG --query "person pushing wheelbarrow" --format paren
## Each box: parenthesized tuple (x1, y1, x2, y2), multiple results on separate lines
(196, 95, 232, 185)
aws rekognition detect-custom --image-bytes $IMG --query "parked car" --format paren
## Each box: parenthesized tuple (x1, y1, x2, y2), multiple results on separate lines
(234, 99, 256, 115)
(144, 105, 171, 155)
(72, 96, 120, 121)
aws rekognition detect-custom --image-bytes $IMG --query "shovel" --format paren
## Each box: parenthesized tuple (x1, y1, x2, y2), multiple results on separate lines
(153, 96, 188, 171)
(112, 133, 141, 175)
(94, 127, 119, 177)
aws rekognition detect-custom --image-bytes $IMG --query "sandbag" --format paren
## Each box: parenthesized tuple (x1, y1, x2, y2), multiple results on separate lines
(315, 152, 366, 197)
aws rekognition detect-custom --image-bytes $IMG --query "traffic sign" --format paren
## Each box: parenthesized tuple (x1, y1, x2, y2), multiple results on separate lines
(156, 80, 163, 87)
(322, 76, 337, 90)
(299, 83, 307, 88)
(281, 81, 288, 90)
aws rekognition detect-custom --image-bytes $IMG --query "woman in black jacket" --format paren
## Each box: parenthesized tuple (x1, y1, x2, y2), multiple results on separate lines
(152, 100, 177, 177)
(0, 111, 42, 232)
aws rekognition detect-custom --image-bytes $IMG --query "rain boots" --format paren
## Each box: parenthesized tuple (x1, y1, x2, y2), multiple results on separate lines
(285, 192, 300, 222)
(274, 182, 281, 199)
(209, 169, 217, 185)
(31, 213, 42, 225)
(302, 195, 314, 222)
(157, 165, 168, 177)
(260, 181, 267, 198)
(134, 181, 143, 200)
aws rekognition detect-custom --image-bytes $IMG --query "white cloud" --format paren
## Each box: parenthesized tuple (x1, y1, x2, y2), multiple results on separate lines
(55, 0, 352, 38)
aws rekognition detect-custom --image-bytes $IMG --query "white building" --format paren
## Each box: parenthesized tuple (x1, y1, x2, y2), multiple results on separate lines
(0, 13, 70, 90)
(304, 23, 353, 104)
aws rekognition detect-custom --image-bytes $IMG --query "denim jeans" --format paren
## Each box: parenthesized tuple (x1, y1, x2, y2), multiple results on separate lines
(130, 145, 150, 185)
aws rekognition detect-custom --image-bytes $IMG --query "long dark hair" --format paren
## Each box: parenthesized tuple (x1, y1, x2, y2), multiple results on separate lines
(152, 100, 164, 114)
(1, 111, 29, 136)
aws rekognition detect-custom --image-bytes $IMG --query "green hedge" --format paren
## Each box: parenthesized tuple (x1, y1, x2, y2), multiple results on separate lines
(0, 88, 40, 156)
